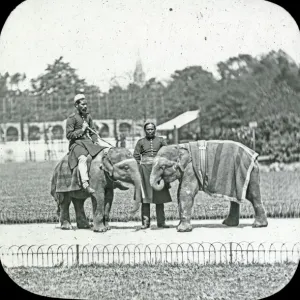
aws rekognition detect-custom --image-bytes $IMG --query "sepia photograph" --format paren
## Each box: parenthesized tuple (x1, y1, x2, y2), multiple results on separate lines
(0, 0, 299, 299)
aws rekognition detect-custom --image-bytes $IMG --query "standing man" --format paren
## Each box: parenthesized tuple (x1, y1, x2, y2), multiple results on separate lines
(120, 133, 126, 148)
(133, 122, 172, 229)
(66, 93, 128, 194)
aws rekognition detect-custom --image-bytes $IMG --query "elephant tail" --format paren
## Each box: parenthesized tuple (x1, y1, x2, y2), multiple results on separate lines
(50, 160, 61, 198)
(50, 167, 64, 218)
(53, 191, 64, 218)
(50, 173, 57, 198)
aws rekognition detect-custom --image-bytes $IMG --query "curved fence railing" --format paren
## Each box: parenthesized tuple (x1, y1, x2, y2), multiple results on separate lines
(1, 201, 300, 224)
(1, 242, 299, 267)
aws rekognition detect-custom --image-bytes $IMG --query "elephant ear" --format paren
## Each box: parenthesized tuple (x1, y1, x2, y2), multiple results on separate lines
(176, 158, 185, 172)
(176, 147, 190, 172)
(100, 155, 114, 176)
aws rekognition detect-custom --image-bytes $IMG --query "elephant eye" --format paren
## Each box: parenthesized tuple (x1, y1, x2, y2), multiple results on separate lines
(124, 165, 129, 170)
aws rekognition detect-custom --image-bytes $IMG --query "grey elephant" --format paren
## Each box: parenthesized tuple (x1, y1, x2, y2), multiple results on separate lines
(149, 140, 268, 232)
(51, 147, 142, 232)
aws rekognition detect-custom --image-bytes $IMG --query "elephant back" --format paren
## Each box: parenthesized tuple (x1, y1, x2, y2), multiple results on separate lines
(189, 140, 258, 203)
(51, 154, 82, 193)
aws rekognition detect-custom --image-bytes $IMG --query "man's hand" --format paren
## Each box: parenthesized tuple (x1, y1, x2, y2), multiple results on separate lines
(82, 121, 89, 132)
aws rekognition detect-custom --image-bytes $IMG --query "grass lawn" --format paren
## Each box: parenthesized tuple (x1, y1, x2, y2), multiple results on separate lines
(5, 262, 298, 300)
(1, 161, 300, 222)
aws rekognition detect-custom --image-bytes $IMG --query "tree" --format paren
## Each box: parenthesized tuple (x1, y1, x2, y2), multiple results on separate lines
(9, 73, 26, 91)
(30, 57, 98, 121)
(126, 82, 144, 121)
(217, 54, 260, 81)
(0, 72, 9, 93)
(163, 66, 218, 120)
(140, 78, 166, 122)
(0, 72, 10, 123)
(31, 56, 85, 96)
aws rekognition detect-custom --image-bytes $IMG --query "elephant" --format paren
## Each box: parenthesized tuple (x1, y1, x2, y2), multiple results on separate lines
(149, 140, 268, 232)
(51, 147, 142, 232)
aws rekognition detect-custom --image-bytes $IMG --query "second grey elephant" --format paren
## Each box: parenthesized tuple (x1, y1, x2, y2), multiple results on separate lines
(149, 140, 268, 232)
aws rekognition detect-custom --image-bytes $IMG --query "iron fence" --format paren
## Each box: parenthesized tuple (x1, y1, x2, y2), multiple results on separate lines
(0, 201, 300, 224)
(0, 242, 299, 267)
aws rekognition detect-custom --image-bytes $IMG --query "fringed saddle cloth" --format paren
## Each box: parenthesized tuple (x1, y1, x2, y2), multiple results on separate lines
(182, 140, 258, 203)
(51, 149, 109, 194)
(51, 154, 91, 194)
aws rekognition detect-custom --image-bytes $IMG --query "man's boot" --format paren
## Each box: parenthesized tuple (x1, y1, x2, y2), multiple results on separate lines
(156, 204, 170, 228)
(141, 203, 150, 229)
(113, 180, 129, 190)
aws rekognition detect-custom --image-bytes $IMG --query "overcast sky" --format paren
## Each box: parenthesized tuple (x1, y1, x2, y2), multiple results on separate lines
(0, 0, 299, 91)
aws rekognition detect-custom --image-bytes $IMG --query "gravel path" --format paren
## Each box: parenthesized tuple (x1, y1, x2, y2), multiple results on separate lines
(1, 219, 299, 245)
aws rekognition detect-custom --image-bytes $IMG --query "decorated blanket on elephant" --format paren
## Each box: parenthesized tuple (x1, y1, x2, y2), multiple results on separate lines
(51, 154, 93, 194)
(186, 140, 258, 203)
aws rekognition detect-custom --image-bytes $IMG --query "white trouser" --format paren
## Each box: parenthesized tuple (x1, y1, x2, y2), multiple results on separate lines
(78, 155, 89, 186)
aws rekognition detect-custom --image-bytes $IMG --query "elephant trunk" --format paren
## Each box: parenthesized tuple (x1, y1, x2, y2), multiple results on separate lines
(150, 160, 165, 191)
(129, 174, 143, 214)
(133, 174, 143, 201)
(116, 158, 143, 214)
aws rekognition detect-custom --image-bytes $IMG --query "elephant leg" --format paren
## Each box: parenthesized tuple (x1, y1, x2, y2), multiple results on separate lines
(246, 163, 268, 228)
(176, 165, 199, 232)
(104, 188, 114, 230)
(60, 193, 72, 230)
(222, 201, 240, 226)
(72, 198, 90, 229)
(91, 189, 107, 232)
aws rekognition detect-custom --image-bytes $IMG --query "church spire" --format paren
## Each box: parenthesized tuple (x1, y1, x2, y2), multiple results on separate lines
(133, 51, 145, 87)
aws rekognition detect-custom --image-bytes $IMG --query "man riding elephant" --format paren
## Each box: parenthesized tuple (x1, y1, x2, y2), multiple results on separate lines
(51, 146, 143, 232)
(149, 140, 268, 232)
(51, 93, 143, 231)
(66, 93, 128, 194)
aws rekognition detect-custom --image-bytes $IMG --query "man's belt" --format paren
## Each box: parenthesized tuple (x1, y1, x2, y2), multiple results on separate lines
(140, 157, 155, 165)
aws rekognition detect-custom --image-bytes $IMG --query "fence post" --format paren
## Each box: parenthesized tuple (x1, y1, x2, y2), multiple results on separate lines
(229, 242, 233, 264)
(173, 125, 178, 144)
(76, 244, 79, 266)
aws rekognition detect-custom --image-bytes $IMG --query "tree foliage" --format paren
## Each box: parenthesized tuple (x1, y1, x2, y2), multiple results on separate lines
(31, 56, 85, 97)
(1, 50, 300, 161)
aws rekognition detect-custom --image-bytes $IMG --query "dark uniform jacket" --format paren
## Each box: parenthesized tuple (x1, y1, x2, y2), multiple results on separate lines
(66, 110, 106, 170)
(133, 136, 167, 164)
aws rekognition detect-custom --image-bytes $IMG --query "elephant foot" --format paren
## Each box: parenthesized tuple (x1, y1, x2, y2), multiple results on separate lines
(93, 224, 108, 233)
(177, 222, 193, 232)
(252, 218, 268, 228)
(61, 221, 72, 230)
(222, 217, 239, 227)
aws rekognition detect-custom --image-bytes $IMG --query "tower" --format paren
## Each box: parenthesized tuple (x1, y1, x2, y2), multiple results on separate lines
(133, 53, 145, 87)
